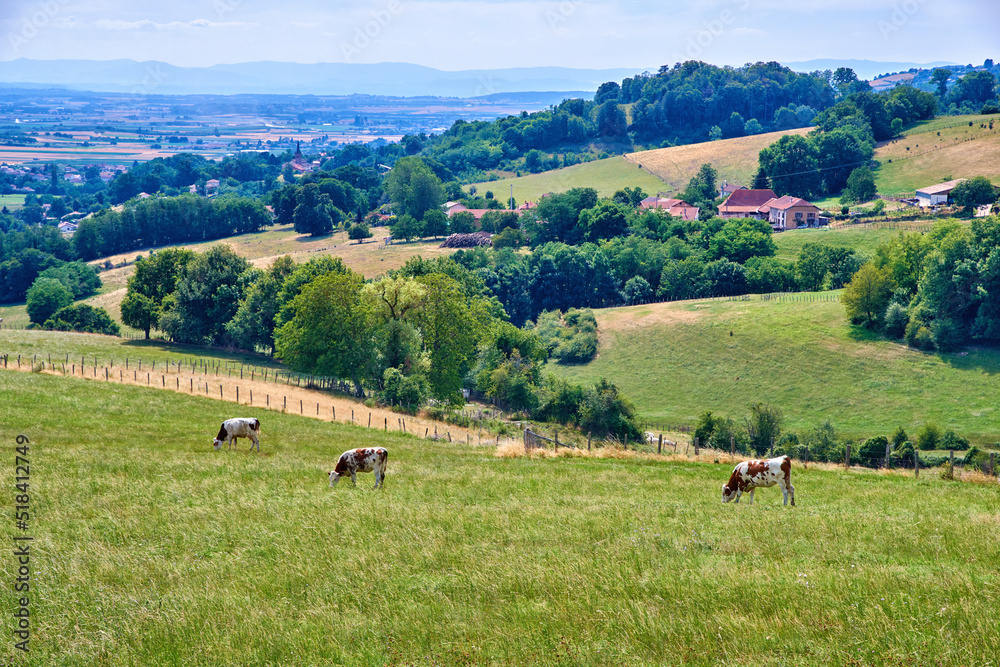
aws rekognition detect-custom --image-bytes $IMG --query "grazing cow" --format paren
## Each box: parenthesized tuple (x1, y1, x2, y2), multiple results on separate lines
(329, 447, 388, 489)
(722, 455, 795, 506)
(213, 418, 261, 452)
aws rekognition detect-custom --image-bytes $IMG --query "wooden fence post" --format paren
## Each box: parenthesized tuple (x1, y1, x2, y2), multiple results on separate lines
(845, 444, 851, 469)
(657, 433, 662, 455)
(730, 435, 735, 457)
(885, 440, 892, 469)
(524, 428, 529, 453)
(948, 450, 955, 480)
(587, 432, 592, 451)
(694, 436, 699, 457)
(236, 386, 239, 403)
(554, 428, 559, 450)
(990, 452, 996, 476)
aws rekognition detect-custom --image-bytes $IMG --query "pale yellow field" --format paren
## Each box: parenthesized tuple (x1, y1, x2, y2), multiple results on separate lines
(624, 128, 812, 192)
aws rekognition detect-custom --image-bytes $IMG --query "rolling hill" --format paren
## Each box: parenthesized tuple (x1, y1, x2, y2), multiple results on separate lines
(546, 294, 1000, 443)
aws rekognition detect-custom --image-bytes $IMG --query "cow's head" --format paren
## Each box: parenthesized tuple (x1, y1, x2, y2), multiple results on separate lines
(328, 470, 343, 487)
(721, 483, 736, 503)
(213, 438, 224, 450)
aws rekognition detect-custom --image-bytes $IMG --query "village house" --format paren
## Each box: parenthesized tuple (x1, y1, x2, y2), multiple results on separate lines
(718, 187, 778, 219)
(915, 179, 967, 207)
(638, 196, 700, 220)
(758, 195, 820, 230)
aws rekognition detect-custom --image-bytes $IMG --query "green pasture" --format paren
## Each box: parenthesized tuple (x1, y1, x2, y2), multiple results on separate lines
(549, 296, 1000, 443)
(469, 156, 668, 203)
(0, 194, 26, 211)
(1, 368, 998, 666)
(770, 222, 943, 263)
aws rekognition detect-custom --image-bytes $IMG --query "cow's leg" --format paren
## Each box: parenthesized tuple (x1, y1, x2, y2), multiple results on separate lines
(350, 470, 357, 486)
(733, 489, 742, 504)
(251, 435, 259, 452)
(789, 484, 795, 506)
(781, 485, 789, 505)
(374, 467, 383, 489)
(748, 488, 755, 504)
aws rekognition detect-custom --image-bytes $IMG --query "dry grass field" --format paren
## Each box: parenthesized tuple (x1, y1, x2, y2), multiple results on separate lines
(623, 128, 812, 192)
(874, 114, 1000, 196)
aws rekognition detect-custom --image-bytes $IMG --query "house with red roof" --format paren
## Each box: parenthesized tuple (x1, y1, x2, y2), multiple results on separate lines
(718, 187, 778, 219)
(638, 196, 700, 220)
(758, 195, 820, 230)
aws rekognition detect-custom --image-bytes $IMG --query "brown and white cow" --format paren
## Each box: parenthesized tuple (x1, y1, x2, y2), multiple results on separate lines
(329, 447, 388, 489)
(722, 455, 795, 506)
(213, 418, 261, 452)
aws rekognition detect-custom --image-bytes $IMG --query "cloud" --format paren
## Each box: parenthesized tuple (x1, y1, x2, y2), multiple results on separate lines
(94, 18, 254, 31)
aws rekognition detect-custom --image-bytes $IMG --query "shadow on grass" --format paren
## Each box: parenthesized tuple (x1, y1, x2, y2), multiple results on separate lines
(846, 325, 1000, 375)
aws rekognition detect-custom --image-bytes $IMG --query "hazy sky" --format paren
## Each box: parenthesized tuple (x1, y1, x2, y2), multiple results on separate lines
(0, 0, 997, 71)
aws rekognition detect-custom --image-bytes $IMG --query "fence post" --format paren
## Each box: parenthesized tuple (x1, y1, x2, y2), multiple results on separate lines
(845, 444, 851, 469)
(524, 428, 529, 453)
(368, 413, 371, 428)
(300, 399, 303, 414)
(694, 436, 699, 457)
(990, 452, 996, 476)
(587, 432, 592, 451)
(730, 435, 735, 457)
(885, 440, 892, 469)
(236, 386, 239, 403)
(948, 450, 954, 480)
(657, 433, 662, 455)
(554, 428, 559, 450)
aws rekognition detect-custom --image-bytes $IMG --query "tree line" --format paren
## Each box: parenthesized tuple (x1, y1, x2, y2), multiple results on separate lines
(118, 246, 644, 440)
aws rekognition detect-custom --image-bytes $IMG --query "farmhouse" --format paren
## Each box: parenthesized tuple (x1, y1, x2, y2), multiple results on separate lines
(638, 196, 700, 220)
(915, 179, 967, 207)
(718, 187, 778, 219)
(758, 195, 820, 230)
(443, 202, 492, 221)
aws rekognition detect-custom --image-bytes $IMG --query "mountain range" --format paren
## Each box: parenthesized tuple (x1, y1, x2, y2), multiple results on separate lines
(0, 58, 963, 98)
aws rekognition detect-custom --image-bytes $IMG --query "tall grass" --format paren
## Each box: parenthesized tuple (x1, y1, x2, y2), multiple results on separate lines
(1, 369, 998, 665)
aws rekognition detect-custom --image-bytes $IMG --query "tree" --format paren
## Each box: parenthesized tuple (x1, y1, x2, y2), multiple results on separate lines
(120, 248, 195, 339)
(707, 217, 776, 264)
(931, 68, 952, 98)
(390, 214, 424, 241)
(422, 209, 449, 239)
(348, 222, 373, 243)
(916, 423, 942, 450)
(757, 134, 821, 198)
(744, 402, 783, 456)
(160, 246, 251, 346)
(951, 176, 997, 210)
(26, 277, 73, 325)
(952, 71, 996, 106)
(579, 200, 630, 242)
(449, 211, 475, 234)
(620, 276, 652, 304)
(226, 255, 296, 354)
(383, 156, 445, 220)
(44, 304, 120, 336)
(841, 166, 877, 204)
(274, 269, 377, 395)
(841, 263, 897, 327)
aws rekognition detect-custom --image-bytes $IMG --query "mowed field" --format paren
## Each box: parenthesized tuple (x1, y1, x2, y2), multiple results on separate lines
(770, 221, 943, 262)
(875, 114, 1000, 196)
(1, 348, 999, 666)
(624, 128, 812, 193)
(547, 295, 1000, 444)
(468, 156, 669, 203)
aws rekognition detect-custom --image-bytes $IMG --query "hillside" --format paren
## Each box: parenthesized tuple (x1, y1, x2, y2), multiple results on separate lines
(547, 295, 1000, 443)
(1, 344, 998, 665)
(875, 114, 1000, 195)
(469, 155, 668, 202)
(623, 128, 813, 193)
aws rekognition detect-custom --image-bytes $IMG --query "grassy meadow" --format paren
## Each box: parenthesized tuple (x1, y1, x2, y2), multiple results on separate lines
(468, 156, 669, 203)
(547, 296, 1000, 444)
(2, 360, 999, 666)
(770, 222, 943, 263)
(874, 114, 1000, 196)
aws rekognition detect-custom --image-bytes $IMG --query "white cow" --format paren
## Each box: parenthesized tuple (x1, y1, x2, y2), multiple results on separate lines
(213, 418, 261, 452)
(329, 447, 388, 489)
(722, 455, 795, 506)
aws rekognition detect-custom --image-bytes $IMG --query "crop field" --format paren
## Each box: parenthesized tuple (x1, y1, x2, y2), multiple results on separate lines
(1, 341, 999, 666)
(468, 156, 669, 203)
(547, 295, 1000, 444)
(874, 114, 1000, 196)
(623, 128, 812, 193)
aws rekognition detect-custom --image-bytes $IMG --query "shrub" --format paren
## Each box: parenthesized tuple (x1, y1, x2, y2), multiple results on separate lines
(44, 304, 120, 336)
(940, 430, 969, 451)
(916, 423, 942, 450)
(884, 302, 908, 338)
(381, 367, 429, 411)
(26, 277, 73, 325)
(857, 435, 889, 468)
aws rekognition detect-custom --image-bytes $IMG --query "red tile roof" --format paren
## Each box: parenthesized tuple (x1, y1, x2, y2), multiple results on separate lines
(721, 188, 777, 209)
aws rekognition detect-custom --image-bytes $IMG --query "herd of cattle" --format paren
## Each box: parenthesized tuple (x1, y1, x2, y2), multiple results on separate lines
(212, 417, 795, 503)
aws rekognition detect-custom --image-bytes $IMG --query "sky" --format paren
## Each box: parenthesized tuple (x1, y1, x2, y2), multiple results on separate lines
(0, 0, 997, 72)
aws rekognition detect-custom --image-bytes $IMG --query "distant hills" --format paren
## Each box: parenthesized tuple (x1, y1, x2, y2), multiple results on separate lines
(781, 59, 958, 80)
(0, 58, 644, 98)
